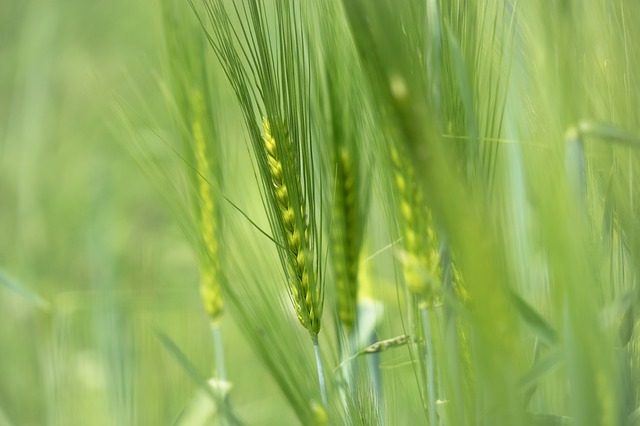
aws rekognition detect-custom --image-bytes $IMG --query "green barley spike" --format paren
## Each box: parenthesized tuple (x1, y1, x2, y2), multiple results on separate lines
(192, 91, 223, 322)
(333, 146, 361, 333)
(263, 118, 321, 336)
(390, 145, 441, 302)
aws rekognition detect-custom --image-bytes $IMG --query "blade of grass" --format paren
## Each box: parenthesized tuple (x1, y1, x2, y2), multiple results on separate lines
(0, 268, 48, 310)
(509, 289, 558, 347)
(155, 331, 243, 426)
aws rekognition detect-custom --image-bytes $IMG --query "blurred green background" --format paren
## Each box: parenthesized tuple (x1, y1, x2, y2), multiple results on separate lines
(0, 1, 287, 424)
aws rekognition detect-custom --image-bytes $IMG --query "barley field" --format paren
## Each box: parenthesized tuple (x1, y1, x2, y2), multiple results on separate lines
(2, 1, 640, 425)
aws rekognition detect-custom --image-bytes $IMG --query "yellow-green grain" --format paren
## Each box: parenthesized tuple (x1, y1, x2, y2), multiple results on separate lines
(263, 118, 321, 335)
(192, 90, 223, 322)
(390, 145, 440, 302)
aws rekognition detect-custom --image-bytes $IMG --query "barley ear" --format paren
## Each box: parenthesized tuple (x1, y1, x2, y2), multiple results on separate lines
(390, 145, 441, 302)
(263, 118, 322, 336)
(332, 146, 362, 333)
(192, 90, 223, 322)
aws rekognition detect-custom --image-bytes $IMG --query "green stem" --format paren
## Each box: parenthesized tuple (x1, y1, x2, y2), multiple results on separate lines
(336, 326, 351, 412)
(366, 328, 384, 424)
(313, 335, 328, 407)
(211, 323, 230, 425)
(421, 305, 438, 426)
(211, 324, 227, 385)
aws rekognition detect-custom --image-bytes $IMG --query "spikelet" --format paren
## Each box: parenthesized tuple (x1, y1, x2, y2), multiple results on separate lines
(451, 260, 470, 304)
(332, 146, 361, 333)
(390, 145, 441, 302)
(263, 118, 322, 335)
(192, 90, 223, 322)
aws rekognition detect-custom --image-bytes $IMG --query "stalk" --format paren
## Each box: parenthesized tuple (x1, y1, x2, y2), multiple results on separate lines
(211, 323, 230, 425)
(420, 304, 438, 426)
(312, 335, 328, 407)
(211, 323, 227, 386)
(365, 326, 384, 423)
(335, 326, 353, 412)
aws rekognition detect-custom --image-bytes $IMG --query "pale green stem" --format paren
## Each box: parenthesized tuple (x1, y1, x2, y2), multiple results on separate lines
(343, 327, 358, 390)
(313, 335, 328, 407)
(366, 328, 384, 424)
(440, 239, 462, 425)
(336, 326, 352, 412)
(421, 305, 438, 426)
(211, 323, 230, 426)
(211, 324, 227, 385)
